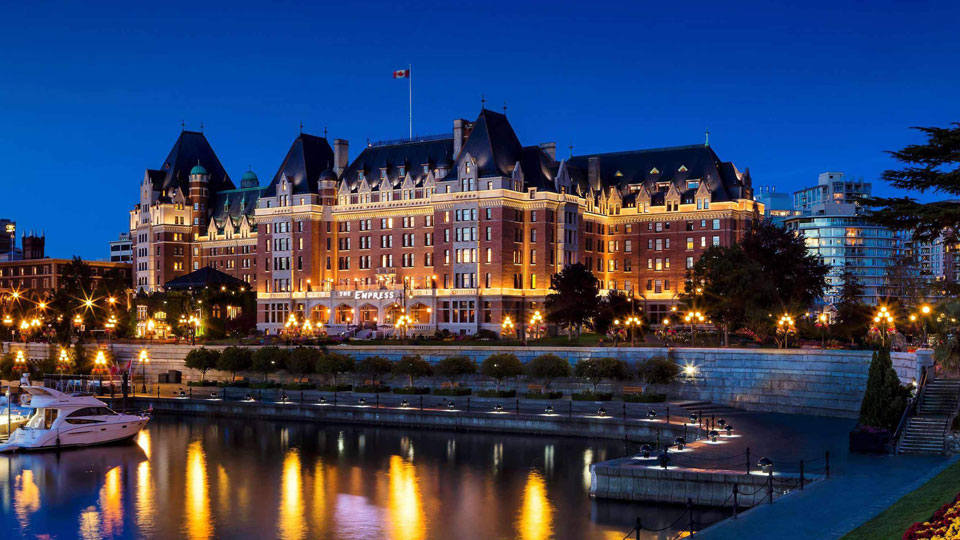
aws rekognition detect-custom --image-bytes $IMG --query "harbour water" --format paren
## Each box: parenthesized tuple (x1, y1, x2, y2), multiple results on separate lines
(0, 416, 728, 539)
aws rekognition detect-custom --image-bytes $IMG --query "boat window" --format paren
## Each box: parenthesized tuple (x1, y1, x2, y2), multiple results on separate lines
(26, 408, 58, 429)
(67, 407, 118, 417)
(44, 409, 58, 430)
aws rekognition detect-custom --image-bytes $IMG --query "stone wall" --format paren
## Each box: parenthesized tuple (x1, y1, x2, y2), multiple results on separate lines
(2, 342, 919, 418)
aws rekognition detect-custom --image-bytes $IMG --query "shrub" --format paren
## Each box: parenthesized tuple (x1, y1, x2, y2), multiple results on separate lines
(621, 392, 666, 403)
(186, 380, 219, 387)
(286, 347, 318, 383)
(858, 348, 909, 430)
(354, 384, 391, 393)
(282, 382, 317, 390)
(481, 353, 523, 392)
(217, 379, 249, 388)
(474, 328, 499, 341)
(184, 347, 221, 382)
(435, 355, 477, 386)
(572, 391, 614, 401)
(218, 346, 253, 382)
(318, 384, 352, 392)
(357, 355, 393, 387)
(393, 386, 431, 395)
(316, 352, 355, 386)
(526, 354, 571, 390)
(524, 391, 564, 400)
(477, 389, 517, 398)
(433, 388, 472, 396)
(392, 355, 433, 387)
(636, 356, 679, 386)
(250, 381, 282, 389)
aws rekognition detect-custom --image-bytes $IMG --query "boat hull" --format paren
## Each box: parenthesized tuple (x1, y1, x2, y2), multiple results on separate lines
(0, 417, 149, 452)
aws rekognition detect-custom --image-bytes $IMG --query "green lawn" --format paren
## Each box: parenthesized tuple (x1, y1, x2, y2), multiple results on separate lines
(842, 459, 960, 540)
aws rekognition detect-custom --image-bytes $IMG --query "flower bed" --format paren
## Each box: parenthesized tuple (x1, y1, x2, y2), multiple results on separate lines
(903, 492, 960, 539)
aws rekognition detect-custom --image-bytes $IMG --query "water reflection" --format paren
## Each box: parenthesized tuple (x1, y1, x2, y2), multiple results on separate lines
(1, 417, 728, 539)
(518, 469, 553, 540)
(388, 455, 425, 540)
(279, 450, 305, 539)
(184, 440, 211, 540)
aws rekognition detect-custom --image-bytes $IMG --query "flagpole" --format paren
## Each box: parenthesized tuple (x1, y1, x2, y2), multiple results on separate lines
(408, 63, 413, 138)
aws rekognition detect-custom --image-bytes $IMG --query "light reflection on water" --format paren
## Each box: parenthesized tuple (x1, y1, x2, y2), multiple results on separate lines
(0, 416, 729, 539)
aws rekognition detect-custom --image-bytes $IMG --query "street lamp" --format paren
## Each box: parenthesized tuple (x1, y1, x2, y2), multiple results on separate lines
(818, 313, 828, 348)
(529, 310, 544, 344)
(684, 311, 705, 347)
(94, 350, 107, 394)
(919, 304, 931, 346)
(57, 347, 70, 374)
(394, 314, 411, 342)
(874, 306, 894, 348)
(139, 349, 149, 392)
(13, 350, 27, 375)
(501, 315, 515, 344)
(777, 314, 796, 349)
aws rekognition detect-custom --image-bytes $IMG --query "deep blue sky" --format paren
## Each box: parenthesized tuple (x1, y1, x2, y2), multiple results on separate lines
(1, 0, 958, 259)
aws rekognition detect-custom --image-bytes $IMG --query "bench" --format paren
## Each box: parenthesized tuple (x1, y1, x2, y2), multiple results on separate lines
(622, 386, 644, 395)
(527, 384, 544, 392)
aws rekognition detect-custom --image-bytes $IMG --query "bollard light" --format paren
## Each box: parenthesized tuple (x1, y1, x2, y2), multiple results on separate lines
(358, 397, 367, 405)
(494, 403, 503, 412)
(657, 451, 671, 469)
(319, 396, 327, 404)
(689, 413, 699, 424)
(647, 409, 657, 420)
(717, 418, 726, 427)
(447, 401, 456, 409)
(758, 457, 774, 474)
(640, 444, 653, 458)
(545, 405, 554, 414)
(280, 393, 289, 403)
(725, 424, 734, 436)
(710, 430, 720, 442)
(597, 407, 607, 416)
(674, 437, 686, 450)
(401, 399, 410, 408)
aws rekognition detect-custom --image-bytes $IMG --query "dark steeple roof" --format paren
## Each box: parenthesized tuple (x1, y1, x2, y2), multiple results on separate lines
(342, 137, 453, 191)
(263, 133, 335, 196)
(446, 109, 523, 180)
(163, 266, 247, 291)
(147, 131, 233, 196)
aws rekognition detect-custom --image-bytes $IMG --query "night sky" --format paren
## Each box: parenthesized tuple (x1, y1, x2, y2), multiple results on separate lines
(1, 0, 958, 259)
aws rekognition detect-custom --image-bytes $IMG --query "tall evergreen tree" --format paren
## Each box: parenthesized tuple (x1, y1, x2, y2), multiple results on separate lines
(865, 122, 960, 244)
(545, 263, 600, 338)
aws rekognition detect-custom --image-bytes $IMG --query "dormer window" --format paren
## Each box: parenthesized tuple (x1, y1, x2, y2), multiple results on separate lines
(465, 162, 471, 174)
(687, 180, 700, 190)
(657, 182, 670, 192)
(380, 169, 387, 180)
(679, 165, 688, 173)
(650, 167, 660, 175)
(615, 171, 623, 177)
(399, 165, 406, 176)
(423, 164, 430, 174)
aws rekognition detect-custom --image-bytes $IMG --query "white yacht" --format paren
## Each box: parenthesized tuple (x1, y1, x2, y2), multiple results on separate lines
(0, 386, 149, 452)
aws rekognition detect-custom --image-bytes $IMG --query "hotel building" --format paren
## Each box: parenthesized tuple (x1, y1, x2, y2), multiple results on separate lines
(130, 109, 759, 336)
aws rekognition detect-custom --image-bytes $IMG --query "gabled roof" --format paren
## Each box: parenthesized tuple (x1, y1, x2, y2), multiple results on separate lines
(209, 185, 265, 221)
(148, 130, 233, 196)
(263, 133, 336, 197)
(164, 266, 247, 291)
(568, 144, 750, 203)
(445, 109, 523, 180)
(342, 137, 453, 191)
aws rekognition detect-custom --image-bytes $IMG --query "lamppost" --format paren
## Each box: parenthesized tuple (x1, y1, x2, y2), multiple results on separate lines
(529, 310, 544, 344)
(57, 347, 70, 374)
(777, 314, 796, 349)
(139, 349, 149, 392)
(501, 315, 515, 344)
(684, 311, 705, 347)
(919, 304, 931, 346)
(395, 314, 411, 342)
(874, 306, 894, 348)
(13, 350, 27, 375)
(818, 313, 828, 348)
(624, 315, 642, 347)
(94, 350, 107, 394)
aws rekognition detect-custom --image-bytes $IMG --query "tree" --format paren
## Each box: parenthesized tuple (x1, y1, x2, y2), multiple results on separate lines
(481, 353, 523, 392)
(739, 220, 830, 310)
(435, 355, 477, 387)
(525, 354, 571, 390)
(833, 270, 872, 343)
(574, 357, 632, 394)
(636, 356, 679, 387)
(392, 355, 433, 388)
(934, 333, 960, 378)
(593, 290, 634, 337)
(545, 263, 600, 338)
(864, 123, 960, 245)
(184, 347, 220, 382)
(217, 346, 252, 382)
(316, 352, 355, 386)
(858, 348, 909, 430)
(71, 341, 90, 374)
(286, 347, 318, 383)
(358, 355, 393, 387)
(251, 346, 285, 382)
(683, 244, 763, 346)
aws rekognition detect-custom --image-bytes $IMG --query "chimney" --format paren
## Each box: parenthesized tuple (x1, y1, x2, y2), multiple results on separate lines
(333, 139, 349, 176)
(588, 156, 601, 191)
(453, 119, 466, 158)
(539, 142, 556, 160)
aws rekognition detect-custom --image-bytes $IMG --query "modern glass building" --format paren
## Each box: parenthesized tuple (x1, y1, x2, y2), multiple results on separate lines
(785, 172, 909, 307)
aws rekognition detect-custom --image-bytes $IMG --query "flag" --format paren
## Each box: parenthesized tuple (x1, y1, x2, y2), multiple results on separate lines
(393, 69, 410, 79)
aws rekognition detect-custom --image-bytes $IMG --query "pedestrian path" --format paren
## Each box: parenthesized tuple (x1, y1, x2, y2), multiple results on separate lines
(698, 452, 958, 540)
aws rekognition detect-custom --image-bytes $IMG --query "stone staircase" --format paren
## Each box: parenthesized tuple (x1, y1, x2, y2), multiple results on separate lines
(899, 379, 960, 455)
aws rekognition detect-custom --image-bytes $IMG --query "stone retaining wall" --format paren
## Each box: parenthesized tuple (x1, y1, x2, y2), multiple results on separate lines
(3, 342, 920, 418)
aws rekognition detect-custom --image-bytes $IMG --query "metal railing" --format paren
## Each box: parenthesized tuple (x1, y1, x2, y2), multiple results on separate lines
(894, 365, 928, 454)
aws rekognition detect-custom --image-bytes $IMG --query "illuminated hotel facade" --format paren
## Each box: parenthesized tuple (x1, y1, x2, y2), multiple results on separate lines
(131, 109, 759, 336)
